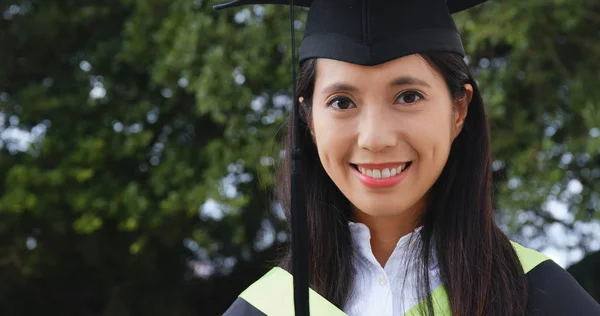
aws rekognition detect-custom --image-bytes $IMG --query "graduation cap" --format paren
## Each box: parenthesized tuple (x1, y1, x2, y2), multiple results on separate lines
(213, 1, 487, 315)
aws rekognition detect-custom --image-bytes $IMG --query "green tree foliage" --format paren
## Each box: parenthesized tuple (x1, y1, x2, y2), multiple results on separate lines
(0, 0, 598, 315)
(457, 0, 600, 249)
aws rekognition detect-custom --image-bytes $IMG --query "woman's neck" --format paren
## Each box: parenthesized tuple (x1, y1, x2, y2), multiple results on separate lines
(353, 208, 421, 267)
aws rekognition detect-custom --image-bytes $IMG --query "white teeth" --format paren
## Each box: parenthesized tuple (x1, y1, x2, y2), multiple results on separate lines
(372, 169, 381, 179)
(356, 163, 409, 179)
(381, 168, 391, 178)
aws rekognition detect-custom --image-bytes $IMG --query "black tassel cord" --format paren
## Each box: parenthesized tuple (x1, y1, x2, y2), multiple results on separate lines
(289, 0, 310, 315)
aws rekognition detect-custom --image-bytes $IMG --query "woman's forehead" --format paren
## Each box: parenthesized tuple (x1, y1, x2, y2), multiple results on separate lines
(314, 54, 440, 88)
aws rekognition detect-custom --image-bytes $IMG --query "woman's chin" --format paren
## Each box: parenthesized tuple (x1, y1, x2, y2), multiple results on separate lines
(352, 202, 416, 218)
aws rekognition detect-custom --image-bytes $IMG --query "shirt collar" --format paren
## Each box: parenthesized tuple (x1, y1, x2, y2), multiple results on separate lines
(348, 221, 436, 270)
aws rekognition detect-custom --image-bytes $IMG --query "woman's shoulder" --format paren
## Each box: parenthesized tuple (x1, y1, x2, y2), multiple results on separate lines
(515, 242, 600, 315)
(222, 267, 346, 316)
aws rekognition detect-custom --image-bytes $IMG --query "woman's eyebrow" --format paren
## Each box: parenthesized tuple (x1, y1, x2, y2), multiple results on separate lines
(321, 76, 430, 95)
(391, 76, 431, 88)
(321, 82, 357, 95)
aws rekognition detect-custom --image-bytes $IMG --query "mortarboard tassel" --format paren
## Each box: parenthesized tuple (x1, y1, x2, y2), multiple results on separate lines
(289, 2, 310, 315)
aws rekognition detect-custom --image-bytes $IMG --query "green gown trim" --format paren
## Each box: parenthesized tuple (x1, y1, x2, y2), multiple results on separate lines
(238, 267, 347, 316)
(402, 242, 550, 316)
(237, 241, 550, 316)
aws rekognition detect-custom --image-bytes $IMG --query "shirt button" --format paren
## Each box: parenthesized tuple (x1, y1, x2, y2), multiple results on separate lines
(378, 276, 387, 286)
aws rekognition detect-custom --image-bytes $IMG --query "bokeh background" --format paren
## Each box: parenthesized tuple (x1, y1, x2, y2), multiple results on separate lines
(0, 0, 599, 315)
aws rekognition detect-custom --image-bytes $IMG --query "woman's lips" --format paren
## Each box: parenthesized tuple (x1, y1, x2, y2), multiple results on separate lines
(351, 162, 412, 188)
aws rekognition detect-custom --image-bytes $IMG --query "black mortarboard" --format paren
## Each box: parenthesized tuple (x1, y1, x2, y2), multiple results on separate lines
(215, 0, 487, 65)
(213, 1, 487, 315)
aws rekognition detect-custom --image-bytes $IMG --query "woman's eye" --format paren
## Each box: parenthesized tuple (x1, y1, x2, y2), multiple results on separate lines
(397, 91, 423, 104)
(327, 97, 356, 110)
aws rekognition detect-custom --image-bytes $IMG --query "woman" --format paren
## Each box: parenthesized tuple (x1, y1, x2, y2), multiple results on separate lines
(215, 0, 600, 315)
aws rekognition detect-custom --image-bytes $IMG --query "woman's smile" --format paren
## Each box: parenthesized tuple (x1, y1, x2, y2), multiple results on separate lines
(350, 162, 412, 189)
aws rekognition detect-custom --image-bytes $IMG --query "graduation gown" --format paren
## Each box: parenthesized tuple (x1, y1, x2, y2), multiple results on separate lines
(223, 242, 600, 315)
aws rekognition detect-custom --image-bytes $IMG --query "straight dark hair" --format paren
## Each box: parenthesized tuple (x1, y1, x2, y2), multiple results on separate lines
(276, 51, 528, 316)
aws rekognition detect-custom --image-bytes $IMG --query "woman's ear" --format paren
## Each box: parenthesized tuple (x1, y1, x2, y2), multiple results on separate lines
(454, 83, 473, 138)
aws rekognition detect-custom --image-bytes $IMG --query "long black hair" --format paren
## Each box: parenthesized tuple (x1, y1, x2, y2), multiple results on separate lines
(276, 51, 528, 316)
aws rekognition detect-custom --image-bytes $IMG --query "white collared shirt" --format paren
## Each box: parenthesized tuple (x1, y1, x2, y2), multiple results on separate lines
(343, 222, 442, 316)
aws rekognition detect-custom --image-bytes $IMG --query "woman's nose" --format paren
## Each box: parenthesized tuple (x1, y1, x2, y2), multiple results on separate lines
(356, 106, 398, 152)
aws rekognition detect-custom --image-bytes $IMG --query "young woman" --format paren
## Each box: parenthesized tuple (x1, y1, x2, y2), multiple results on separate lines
(215, 0, 600, 315)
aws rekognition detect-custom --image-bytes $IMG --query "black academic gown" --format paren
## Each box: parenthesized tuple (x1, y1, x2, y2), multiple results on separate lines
(223, 242, 600, 316)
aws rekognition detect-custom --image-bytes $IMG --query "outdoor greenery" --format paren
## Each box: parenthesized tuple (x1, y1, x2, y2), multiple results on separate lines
(0, 0, 598, 315)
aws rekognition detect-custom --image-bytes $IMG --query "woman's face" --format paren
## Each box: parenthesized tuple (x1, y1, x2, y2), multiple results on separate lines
(309, 54, 470, 220)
